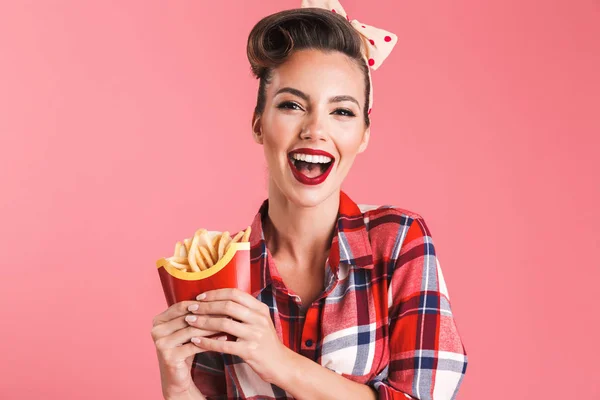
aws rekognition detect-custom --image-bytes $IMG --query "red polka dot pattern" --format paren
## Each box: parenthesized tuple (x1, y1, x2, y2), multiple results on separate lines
(384, 36, 392, 42)
(368, 58, 375, 66)
(369, 39, 375, 45)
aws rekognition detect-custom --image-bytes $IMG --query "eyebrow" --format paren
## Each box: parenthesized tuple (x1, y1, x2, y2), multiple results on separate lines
(274, 87, 360, 108)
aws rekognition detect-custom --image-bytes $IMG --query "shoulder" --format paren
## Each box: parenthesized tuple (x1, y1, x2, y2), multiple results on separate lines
(357, 203, 430, 265)
(358, 203, 425, 231)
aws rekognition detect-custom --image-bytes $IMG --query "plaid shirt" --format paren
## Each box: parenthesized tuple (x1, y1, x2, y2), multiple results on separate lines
(192, 191, 468, 399)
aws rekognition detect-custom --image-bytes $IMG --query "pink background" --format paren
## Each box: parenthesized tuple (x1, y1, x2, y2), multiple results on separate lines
(1, 0, 598, 398)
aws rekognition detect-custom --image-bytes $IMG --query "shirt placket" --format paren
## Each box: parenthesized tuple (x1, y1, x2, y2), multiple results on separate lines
(299, 257, 339, 362)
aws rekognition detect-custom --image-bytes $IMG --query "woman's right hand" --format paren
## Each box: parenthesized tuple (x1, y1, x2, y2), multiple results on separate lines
(151, 300, 223, 400)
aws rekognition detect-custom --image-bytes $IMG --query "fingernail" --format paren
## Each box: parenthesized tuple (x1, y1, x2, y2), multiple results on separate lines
(191, 337, 201, 344)
(188, 304, 199, 311)
(196, 293, 206, 300)
(185, 315, 197, 323)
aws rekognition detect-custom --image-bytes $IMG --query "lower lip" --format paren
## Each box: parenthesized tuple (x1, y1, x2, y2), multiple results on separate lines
(287, 157, 334, 186)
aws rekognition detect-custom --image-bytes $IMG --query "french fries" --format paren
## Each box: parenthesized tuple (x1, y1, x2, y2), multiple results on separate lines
(166, 227, 251, 273)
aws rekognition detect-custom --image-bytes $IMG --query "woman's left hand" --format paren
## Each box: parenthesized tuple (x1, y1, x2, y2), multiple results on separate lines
(184, 288, 294, 386)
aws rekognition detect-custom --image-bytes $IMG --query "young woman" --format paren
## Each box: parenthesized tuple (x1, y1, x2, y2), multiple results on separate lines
(151, 2, 468, 399)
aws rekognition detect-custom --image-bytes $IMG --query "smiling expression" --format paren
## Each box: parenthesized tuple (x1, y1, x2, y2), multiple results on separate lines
(252, 49, 370, 207)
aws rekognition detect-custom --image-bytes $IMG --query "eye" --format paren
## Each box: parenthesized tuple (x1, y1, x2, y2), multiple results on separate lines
(333, 108, 356, 117)
(277, 101, 303, 111)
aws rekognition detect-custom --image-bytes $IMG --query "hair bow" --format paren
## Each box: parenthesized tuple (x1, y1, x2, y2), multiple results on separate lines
(300, 0, 398, 114)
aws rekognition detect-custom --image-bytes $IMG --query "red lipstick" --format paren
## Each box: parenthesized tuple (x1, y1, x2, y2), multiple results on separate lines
(287, 148, 335, 186)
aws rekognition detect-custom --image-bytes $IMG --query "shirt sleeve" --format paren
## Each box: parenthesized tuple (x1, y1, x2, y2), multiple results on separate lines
(367, 217, 468, 399)
(191, 351, 227, 399)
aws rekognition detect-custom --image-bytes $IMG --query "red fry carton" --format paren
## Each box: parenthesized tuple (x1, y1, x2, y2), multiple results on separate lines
(156, 230, 251, 305)
(156, 231, 251, 342)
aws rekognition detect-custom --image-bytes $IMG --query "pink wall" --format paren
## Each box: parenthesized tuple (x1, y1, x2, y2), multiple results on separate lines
(1, 0, 598, 398)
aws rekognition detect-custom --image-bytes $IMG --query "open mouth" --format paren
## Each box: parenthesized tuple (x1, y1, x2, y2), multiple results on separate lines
(287, 149, 335, 185)
(289, 155, 333, 178)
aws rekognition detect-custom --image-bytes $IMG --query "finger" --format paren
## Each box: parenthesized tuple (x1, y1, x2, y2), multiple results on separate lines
(198, 288, 266, 313)
(185, 315, 254, 340)
(152, 314, 218, 341)
(152, 301, 202, 327)
(151, 315, 189, 340)
(155, 325, 220, 351)
(188, 300, 253, 323)
(168, 341, 213, 361)
(192, 335, 245, 357)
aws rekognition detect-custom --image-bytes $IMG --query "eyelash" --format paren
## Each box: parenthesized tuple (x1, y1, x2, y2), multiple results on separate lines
(277, 101, 356, 117)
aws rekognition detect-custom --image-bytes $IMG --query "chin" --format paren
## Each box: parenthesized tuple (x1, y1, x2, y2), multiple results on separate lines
(273, 175, 340, 209)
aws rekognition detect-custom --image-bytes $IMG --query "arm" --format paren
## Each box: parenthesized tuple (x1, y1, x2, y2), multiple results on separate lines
(275, 349, 378, 400)
(366, 217, 468, 399)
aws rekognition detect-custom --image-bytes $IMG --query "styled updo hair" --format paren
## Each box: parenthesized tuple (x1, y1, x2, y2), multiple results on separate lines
(247, 8, 371, 127)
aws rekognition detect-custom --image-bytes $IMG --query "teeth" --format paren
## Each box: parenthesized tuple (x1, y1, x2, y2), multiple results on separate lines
(291, 153, 332, 163)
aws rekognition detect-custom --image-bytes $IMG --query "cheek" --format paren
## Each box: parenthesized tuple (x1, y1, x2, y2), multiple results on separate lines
(337, 133, 365, 159)
(263, 118, 296, 153)
(261, 132, 289, 168)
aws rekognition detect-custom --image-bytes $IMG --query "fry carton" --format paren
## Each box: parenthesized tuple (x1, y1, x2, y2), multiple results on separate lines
(156, 229, 252, 306)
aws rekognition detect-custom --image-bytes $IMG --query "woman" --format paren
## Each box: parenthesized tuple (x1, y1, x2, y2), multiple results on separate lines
(151, 2, 468, 399)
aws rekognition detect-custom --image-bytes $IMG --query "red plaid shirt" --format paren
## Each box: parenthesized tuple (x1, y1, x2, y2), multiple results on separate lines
(192, 191, 468, 399)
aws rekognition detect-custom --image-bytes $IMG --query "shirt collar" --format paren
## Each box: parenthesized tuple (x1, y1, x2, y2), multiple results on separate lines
(248, 191, 374, 297)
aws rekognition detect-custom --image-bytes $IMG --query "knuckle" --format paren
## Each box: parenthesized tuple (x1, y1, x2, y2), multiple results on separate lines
(180, 301, 191, 313)
(224, 301, 235, 313)
(230, 289, 241, 301)
(220, 318, 231, 330)
(151, 315, 162, 327)
(161, 348, 173, 364)
(154, 337, 166, 350)
(186, 326, 201, 337)
(150, 326, 160, 341)
(221, 341, 231, 353)
(259, 314, 270, 326)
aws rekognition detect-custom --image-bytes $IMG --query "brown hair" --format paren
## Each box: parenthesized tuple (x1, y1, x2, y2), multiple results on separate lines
(247, 8, 371, 127)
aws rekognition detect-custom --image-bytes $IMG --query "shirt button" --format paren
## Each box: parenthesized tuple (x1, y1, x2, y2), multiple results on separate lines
(305, 339, 313, 347)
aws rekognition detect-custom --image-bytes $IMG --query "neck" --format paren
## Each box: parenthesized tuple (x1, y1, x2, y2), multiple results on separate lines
(264, 184, 339, 268)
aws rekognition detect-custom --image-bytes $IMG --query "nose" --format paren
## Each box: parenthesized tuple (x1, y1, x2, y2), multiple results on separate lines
(300, 113, 328, 142)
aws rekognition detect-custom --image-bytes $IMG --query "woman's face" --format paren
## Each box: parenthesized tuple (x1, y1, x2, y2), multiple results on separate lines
(252, 49, 370, 208)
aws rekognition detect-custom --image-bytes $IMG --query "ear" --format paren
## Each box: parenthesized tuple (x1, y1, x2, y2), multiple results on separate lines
(357, 126, 370, 154)
(252, 113, 264, 145)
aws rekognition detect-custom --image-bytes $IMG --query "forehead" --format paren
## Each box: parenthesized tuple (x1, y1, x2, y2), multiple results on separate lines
(268, 49, 365, 99)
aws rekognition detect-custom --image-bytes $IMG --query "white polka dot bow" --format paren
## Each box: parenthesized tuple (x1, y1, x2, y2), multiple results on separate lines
(300, 0, 398, 115)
